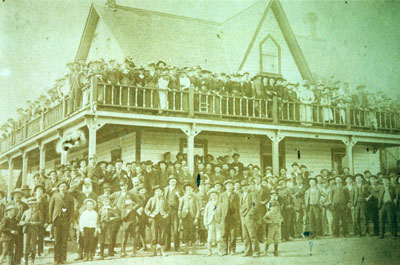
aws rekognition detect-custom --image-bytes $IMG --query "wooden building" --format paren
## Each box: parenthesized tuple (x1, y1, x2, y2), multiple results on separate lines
(1, 0, 399, 198)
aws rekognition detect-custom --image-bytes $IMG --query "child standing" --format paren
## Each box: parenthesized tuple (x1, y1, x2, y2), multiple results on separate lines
(19, 197, 44, 265)
(263, 200, 283, 257)
(78, 198, 98, 261)
(120, 199, 139, 257)
(203, 188, 222, 256)
(0, 205, 18, 265)
(97, 196, 119, 259)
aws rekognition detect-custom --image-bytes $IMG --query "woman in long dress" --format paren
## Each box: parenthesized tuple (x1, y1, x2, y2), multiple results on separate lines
(320, 87, 333, 123)
(157, 70, 170, 113)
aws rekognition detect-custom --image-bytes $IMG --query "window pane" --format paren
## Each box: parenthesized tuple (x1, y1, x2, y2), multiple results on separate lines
(261, 37, 279, 74)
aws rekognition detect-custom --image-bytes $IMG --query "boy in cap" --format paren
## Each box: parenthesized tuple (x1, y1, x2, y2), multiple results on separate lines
(0, 205, 18, 265)
(204, 188, 222, 256)
(19, 197, 44, 265)
(78, 198, 98, 261)
(97, 196, 120, 259)
(121, 199, 139, 257)
(263, 200, 282, 256)
(145, 185, 169, 256)
(178, 182, 200, 255)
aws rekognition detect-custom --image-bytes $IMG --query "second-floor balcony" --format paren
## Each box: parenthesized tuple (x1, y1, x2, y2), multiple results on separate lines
(1, 78, 399, 154)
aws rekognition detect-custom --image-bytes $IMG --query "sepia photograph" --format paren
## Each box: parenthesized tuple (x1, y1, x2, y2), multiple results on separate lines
(0, 0, 399, 264)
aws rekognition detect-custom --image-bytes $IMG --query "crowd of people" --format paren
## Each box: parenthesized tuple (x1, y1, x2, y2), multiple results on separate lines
(0, 151, 399, 265)
(1, 58, 399, 141)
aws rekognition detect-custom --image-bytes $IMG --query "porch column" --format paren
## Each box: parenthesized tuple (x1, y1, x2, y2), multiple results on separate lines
(7, 157, 13, 200)
(266, 131, 285, 177)
(39, 142, 46, 170)
(22, 150, 28, 185)
(61, 151, 68, 165)
(343, 137, 357, 175)
(86, 117, 97, 158)
(181, 125, 202, 175)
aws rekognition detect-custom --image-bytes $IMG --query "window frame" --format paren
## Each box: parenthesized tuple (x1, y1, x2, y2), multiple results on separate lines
(259, 34, 281, 75)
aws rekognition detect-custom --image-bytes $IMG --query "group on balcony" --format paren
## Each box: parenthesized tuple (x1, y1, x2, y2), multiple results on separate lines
(1, 57, 399, 141)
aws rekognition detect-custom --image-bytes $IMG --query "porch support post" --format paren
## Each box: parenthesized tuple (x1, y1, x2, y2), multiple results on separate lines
(342, 136, 357, 175)
(39, 141, 46, 170)
(61, 151, 68, 165)
(22, 149, 28, 185)
(181, 124, 202, 175)
(7, 157, 13, 200)
(86, 117, 97, 159)
(266, 131, 285, 177)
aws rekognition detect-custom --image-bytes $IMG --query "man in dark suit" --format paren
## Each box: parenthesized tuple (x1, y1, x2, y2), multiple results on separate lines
(49, 180, 75, 265)
(378, 177, 396, 238)
(330, 176, 349, 237)
(351, 174, 368, 236)
(219, 180, 240, 256)
(143, 161, 157, 194)
(164, 176, 181, 251)
(365, 175, 380, 236)
(240, 180, 260, 258)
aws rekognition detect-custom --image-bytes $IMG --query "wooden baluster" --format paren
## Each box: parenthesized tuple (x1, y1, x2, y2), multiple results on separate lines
(206, 94, 209, 112)
(151, 89, 154, 108)
(180, 91, 183, 111)
(143, 87, 145, 108)
(173, 91, 176, 111)
(240, 98, 242, 116)
(252, 99, 255, 117)
(135, 87, 138, 107)
(111, 86, 114, 105)
(213, 95, 215, 114)
(127, 87, 130, 109)
(119, 86, 122, 105)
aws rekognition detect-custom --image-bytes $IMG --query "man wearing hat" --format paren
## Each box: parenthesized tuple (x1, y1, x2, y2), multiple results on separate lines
(178, 182, 200, 255)
(145, 185, 169, 256)
(112, 159, 128, 192)
(330, 176, 349, 237)
(97, 195, 120, 259)
(305, 178, 320, 239)
(45, 169, 59, 195)
(157, 161, 169, 188)
(195, 182, 209, 246)
(34, 184, 48, 257)
(20, 197, 44, 265)
(0, 205, 18, 265)
(143, 161, 157, 193)
(49, 180, 75, 265)
(350, 174, 369, 237)
(239, 179, 260, 257)
(164, 176, 181, 251)
(204, 188, 222, 256)
(365, 175, 380, 236)
(230, 153, 244, 174)
(378, 177, 396, 238)
(120, 198, 139, 257)
(11, 188, 28, 265)
(219, 179, 240, 256)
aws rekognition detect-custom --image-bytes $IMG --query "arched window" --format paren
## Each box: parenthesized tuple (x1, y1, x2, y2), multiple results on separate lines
(259, 34, 281, 74)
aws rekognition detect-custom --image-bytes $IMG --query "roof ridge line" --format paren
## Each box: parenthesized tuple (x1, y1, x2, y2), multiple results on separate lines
(102, 4, 220, 25)
(220, 0, 268, 25)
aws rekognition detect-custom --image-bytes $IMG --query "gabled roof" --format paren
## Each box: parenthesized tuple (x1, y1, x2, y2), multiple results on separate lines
(75, 0, 312, 79)
(76, 4, 229, 72)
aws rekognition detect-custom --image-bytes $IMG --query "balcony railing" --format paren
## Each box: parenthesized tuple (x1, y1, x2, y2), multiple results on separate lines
(1, 77, 399, 154)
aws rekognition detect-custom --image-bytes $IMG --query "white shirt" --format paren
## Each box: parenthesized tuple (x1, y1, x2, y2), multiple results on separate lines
(79, 210, 98, 231)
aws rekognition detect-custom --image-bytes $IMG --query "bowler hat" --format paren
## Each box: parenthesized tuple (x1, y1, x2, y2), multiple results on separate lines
(5, 205, 15, 212)
(103, 183, 112, 190)
(153, 185, 162, 191)
(223, 179, 233, 186)
(34, 185, 45, 193)
(207, 188, 219, 196)
(11, 188, 23, 196)
(168, 176, 177, 183)
(183, 182, 193, 190)
(232, 153, 240, 158)
(27, 197, 38, 204)
(291, 162, 299, 167)
(57, 180, 68, 188)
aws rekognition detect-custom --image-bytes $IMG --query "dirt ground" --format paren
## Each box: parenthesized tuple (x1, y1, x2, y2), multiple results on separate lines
(32, 236, 399, 265)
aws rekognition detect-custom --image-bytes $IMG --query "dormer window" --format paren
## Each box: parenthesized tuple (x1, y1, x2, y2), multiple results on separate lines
(259, 34, 281, 75)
